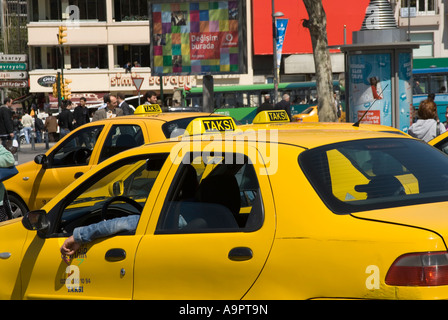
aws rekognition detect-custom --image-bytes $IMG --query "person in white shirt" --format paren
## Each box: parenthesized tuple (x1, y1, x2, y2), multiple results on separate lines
(21, 113, 33, 144)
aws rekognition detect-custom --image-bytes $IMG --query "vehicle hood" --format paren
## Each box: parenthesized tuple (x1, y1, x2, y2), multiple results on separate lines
(351, 202, 448, 245)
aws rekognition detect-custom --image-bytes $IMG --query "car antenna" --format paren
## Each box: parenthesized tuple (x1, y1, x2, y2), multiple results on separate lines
(352, 83, 389, 127)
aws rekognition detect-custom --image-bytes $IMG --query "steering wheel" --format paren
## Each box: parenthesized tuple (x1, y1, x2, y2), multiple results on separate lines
(101, 196, 143, 221)
(72, 147, 92, 165)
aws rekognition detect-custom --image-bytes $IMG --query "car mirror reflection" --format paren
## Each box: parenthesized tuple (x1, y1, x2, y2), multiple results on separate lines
(34, 154, 48, 168)
(22, 210, 49, 233)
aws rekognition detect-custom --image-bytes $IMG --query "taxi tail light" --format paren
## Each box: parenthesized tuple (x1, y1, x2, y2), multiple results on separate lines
(385, 252, 448, 286)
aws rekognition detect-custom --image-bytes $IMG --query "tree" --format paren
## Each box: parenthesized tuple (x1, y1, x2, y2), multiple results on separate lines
(302, 0, 337, 122)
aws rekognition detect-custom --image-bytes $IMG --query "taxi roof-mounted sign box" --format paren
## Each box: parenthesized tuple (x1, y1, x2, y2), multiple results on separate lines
(134, 104, 162, 115)
(252, 110, 290, 124)
(185, 117, 237, 136)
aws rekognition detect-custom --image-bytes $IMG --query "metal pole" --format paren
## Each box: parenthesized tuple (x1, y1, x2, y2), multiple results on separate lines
(57, 72, 62, 113)
(272, 0, 279, 104)
(407, 0, 411, 41)
(159, 76, 164, 106)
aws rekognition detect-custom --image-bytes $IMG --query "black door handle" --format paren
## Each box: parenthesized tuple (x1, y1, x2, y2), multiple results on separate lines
(74, 172, 83, 179)
(228, 247, 253, 261)
(105, 248, 126, 262)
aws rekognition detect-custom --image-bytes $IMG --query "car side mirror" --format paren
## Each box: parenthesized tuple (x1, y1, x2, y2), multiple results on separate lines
(34, 154, 48, 168)
(22, 210, 49, 234)
(110, 180, 124, 197)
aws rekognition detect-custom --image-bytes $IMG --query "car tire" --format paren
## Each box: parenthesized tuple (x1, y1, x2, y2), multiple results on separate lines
(7, 194, 28, 219)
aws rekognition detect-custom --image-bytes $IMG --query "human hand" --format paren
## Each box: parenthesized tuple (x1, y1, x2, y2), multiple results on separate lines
(60, 235, 81, 256)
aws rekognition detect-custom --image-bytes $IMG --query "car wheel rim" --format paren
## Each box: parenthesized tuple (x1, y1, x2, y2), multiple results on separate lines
(10, 202, 22, 219)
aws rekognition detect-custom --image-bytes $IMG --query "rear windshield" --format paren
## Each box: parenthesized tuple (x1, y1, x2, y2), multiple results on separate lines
(299, 138, 448, 214)
(161, 117, 202, 138)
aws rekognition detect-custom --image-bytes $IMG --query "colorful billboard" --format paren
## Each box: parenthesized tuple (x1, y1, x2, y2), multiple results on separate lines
(348, 53, 392, 127)
(149, 0, 247, 76)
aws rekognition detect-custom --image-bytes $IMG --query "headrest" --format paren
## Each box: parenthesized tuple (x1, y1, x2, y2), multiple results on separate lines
(355, 175, 405, 199)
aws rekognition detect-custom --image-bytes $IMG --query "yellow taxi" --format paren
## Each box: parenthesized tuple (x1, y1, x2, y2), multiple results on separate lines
(4, 104, 226, 217)
(292, 105, 318, 122)
(250, 110, 409, 136)
(429, 130, 448, 154)
(2, 116, 448, 299)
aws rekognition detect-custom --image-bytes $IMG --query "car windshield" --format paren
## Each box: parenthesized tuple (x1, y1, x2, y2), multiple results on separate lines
(299, 138, 448, 214)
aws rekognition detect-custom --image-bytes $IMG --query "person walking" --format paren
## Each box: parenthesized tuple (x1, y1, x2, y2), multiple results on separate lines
(92, 94, 123, 121)
(57, 100, 74, 139)
(0, 98, 14, 147)
(274, 93, 292, 121)
(12, 114, 23, 150)
(21, 112, 33, 144)
(256, 94, 273, 115)
(0, 98, 14, 148)
(73, 97, 90, 129)
(409, 99, 446, 142)
(117, 93, 134, 115)
(44, 111, 58, 142)
(33, 114, 44, 143)
(0, 144, 15, 221)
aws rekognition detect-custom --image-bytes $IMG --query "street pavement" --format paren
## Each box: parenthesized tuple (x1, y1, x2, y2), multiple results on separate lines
(15, 141, 56, 165)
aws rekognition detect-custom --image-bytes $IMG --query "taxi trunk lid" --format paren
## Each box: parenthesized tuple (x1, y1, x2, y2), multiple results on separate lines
(351, 202, 448, 247)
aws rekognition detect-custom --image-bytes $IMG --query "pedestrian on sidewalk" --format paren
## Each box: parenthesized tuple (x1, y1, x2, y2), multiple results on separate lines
(34, 114, 44, 143)
(57, 101, 74, 139)
(21, 112, 33, 144)
(0, 97, 14, 148)
(12, 114, 23, 150)
(44, 111, 58, 142)
(0, 144, 15, 221)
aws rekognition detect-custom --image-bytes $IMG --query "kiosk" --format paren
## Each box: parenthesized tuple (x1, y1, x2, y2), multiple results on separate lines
(340, 0, 419, 132)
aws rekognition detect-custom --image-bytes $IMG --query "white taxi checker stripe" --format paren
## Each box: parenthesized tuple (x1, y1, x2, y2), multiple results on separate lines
(252, 110, 290, 124)
(134, 104, 163, 115)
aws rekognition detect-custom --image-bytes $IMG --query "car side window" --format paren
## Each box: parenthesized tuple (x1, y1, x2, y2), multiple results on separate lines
(98, 124, 144, 163)
(54, 154, 169, 236)
(156, 152, 264, 234)
(50, 125, 103, 167)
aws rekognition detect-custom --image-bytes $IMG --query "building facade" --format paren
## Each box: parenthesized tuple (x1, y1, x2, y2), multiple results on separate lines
(26, 0, 447, 109)
(27, 0, 254, 108)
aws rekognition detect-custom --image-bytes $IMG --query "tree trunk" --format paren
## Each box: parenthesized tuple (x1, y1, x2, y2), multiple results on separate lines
(302, 0, 337, 122)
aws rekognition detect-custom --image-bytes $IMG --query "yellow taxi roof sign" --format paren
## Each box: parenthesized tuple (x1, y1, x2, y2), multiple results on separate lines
(185, 117, 237, 135)
(252, 110, 290, 124)
(134, 104, 162, 115)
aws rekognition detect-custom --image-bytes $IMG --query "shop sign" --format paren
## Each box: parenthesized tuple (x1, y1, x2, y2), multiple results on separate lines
(37, 75, 57, 87)
(148, 76, 194, 87)
(110, 73, 195, 89)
